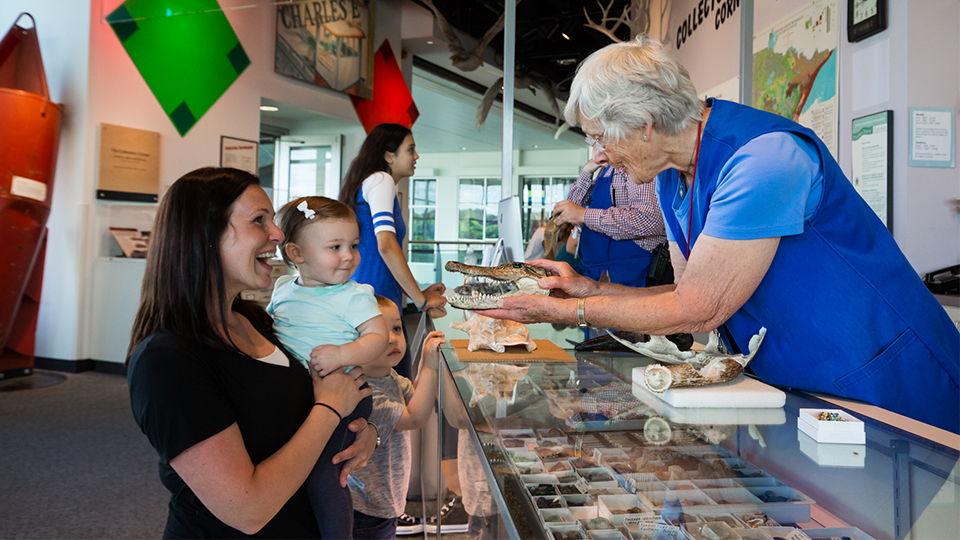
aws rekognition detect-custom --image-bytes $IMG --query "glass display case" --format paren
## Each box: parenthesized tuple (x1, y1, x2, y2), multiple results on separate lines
(434, 324, 960, 540)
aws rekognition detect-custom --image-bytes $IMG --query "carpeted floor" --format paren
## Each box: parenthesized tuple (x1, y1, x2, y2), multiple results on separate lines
(0, 369, 472, 540)
(0, 370, 168, 539)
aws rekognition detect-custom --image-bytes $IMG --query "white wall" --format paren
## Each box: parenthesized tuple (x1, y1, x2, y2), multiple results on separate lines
(1, 0, 407, 362)
(899, 1, 960, 274)
(664, 0, 960, 276)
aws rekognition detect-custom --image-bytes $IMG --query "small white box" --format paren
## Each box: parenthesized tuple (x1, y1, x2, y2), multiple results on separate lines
(797, 430, 866, 467)
(758, 527, 812, 540)
(597, 494, 648, 525)
(686, 522, 743, 540)
(803, 527, 878, 540)
(523, 474, 559, 485)
(540, 508, 575, 525)
(546, 523, 586, 539)
(798, 409, 865, 444)
(734, 528, 775, 540)
(563, 494, 598, 520)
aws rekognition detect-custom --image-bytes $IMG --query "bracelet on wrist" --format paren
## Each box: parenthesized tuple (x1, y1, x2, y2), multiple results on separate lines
(577, 297, 590, 328)
(367, 421, 381, 449)
(313, 402, 342, 422)
(417, 296, 428, 312)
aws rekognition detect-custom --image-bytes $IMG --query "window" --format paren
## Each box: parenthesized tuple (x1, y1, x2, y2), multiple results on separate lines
(408, 178, 437, 263)
(520, 176, 577, 241)
(270, 136, 341, 210)
(458, 177, 501, 241)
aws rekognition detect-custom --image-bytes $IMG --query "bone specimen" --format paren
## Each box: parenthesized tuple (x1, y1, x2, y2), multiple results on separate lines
(604, 327, 767, 393)
(461, 363, 528, 406)
(451, 313, 537, 353)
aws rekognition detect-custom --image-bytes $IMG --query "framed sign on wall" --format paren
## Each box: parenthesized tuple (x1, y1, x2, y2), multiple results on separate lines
(851, 110, 893, 231)
(97, 123, 160, 203)
(220, 136, 259, 176)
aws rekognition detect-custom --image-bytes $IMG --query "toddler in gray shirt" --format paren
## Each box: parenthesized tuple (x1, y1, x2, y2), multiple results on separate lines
(349, 296, 445, 539)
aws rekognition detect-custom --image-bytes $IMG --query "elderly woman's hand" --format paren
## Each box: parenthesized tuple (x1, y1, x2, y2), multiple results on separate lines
(477, 295, 576, 325)
(333, 419, 377, 487)
(525, 259, 579, 278)
(524, 260, 601, 300)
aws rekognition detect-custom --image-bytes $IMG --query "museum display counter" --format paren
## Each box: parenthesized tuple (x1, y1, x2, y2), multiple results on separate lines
(435, 324, 959, 540)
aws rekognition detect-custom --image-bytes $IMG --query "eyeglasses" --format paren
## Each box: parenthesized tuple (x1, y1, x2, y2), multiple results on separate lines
(584, 133, 605, 153)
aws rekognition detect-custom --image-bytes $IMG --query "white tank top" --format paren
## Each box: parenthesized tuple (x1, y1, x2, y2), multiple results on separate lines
(256, 346, 289, 367)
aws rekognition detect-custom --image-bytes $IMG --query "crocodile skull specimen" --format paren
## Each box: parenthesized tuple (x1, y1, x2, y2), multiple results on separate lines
(445, 261, 549, 310)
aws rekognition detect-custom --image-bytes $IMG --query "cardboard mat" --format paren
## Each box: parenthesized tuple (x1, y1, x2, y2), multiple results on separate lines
(451, 339, 576, 363)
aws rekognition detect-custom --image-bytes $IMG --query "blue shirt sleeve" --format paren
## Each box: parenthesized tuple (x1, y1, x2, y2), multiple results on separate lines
(702, 132, 823, 241)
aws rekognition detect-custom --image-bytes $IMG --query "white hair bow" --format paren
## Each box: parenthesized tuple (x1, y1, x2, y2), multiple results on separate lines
(297, 201, 316, 220)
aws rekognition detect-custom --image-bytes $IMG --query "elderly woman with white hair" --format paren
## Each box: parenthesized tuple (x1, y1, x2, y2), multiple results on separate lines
(481, 36, 960, 434)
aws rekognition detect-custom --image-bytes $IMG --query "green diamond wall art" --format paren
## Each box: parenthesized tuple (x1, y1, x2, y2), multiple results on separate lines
(107, 0, 250, 136)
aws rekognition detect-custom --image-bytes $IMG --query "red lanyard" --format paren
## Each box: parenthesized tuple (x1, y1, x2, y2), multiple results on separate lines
(685, 120, 704, 260)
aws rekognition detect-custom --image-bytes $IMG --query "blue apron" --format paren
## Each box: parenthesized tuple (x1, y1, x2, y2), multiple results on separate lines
(578, 166, 654, 287)
(351, 189, 406, 311)
(657, 98, 960, 433)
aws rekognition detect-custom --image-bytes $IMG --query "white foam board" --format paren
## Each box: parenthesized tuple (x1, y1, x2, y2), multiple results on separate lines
(631, 368, 786, 409)
(631, 382, 786, 424)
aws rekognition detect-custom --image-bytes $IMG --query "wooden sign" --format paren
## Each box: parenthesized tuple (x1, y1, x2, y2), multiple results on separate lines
(97, 123, 160, 202)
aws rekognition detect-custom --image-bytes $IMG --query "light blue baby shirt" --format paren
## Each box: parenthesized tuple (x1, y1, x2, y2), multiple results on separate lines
(267, 274, 382, 370)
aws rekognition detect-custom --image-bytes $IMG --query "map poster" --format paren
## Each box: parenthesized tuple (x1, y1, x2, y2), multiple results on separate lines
(852, 111, 893, 230)
(753, 0, 840, 158)
(274, 0, 375, 99)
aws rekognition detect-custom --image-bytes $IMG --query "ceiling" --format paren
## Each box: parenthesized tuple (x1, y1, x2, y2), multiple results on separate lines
(259, 70, 583, 154)
(410, 0, 634, 93)
(259, 0, 635, 153)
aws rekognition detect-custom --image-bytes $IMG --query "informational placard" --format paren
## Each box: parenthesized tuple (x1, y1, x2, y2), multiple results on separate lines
(851, 110, 893, 231)
(97, 123, 160, 202)
(909, 107, 955, 168)
(220, 136, 258, 175)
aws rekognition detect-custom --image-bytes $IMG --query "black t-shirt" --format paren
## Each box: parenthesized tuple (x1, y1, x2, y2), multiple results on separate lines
(127, 306, 320, 539)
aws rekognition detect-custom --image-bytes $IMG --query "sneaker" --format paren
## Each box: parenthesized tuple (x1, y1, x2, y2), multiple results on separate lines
(396, 512, 424, 535)
(423, 496, 469, 534)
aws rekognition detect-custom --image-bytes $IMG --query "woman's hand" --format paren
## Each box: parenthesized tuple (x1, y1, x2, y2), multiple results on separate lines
(477, 295, 576, 325)
(523, 259, 600, 300)
(525, 259, 579, 279)
(333, 419, 378, 487)
(311, 366, 370, 418)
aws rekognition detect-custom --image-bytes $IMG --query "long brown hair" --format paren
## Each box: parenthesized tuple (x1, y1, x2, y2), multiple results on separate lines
(276, 196, 356, 268)
(127, 167, 260, 360)
(338, 123, 411, 210)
